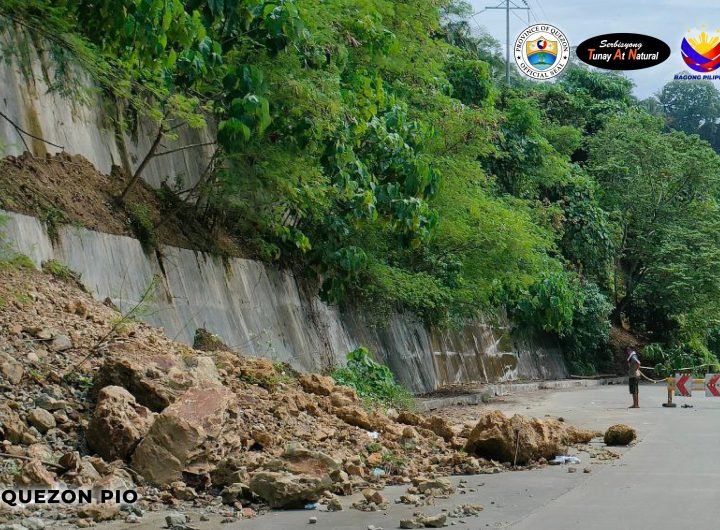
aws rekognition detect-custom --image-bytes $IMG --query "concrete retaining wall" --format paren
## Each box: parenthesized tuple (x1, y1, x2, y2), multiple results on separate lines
(1, 211, 568, 393)
(0, 27, 569, 393)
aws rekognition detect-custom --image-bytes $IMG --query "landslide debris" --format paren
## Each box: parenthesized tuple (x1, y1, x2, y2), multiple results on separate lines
(0, 265, 612, 526)
(464, 410, 600, 465)
(604, 424, 637, 446)
(0, 152, 240, 256)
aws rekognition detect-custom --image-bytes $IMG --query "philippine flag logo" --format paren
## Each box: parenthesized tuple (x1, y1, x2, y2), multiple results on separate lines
(682, 27, 720, 72)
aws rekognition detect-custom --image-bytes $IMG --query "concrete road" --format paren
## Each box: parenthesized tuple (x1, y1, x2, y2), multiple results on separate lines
(501, 383, 720, 530)
(103, 383, 720, 530)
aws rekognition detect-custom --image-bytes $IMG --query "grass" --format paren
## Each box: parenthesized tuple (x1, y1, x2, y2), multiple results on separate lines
(0, 253, 35, 272)
(42, 259, 78, 282)
(14, 292, 32, 305)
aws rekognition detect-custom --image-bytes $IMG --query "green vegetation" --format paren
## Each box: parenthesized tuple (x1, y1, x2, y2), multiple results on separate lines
(42, 259, 79, 282)
(5, 0, 720, 373)
(193, 328, 228, 351)
(332, 347, 414, 409)
(0, 253, 35, 272)
(39, 206, 66, 243)
(126, 202, 157, 253)
(0, 215, 36, 271)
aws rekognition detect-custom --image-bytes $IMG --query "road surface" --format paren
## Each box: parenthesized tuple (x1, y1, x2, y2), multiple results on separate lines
(104, 383, 720, 529)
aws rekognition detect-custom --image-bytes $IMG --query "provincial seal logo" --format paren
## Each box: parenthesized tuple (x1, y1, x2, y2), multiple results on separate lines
(515, 24, 569, 79)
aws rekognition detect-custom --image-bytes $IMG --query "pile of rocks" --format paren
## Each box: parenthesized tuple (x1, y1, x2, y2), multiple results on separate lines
(0, 267, 474, 523)
(0, 265, 609, 528)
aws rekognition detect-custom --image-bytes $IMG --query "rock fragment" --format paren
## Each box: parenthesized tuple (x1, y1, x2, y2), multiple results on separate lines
(249, 471, 332, 508)
(86, 385, 155, 461)
(27, 408, 56, 433)
(603, 424, 636, 446)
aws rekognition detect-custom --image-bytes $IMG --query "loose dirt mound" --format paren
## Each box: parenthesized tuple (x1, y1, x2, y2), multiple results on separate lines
(464, 411, 600, 465)
(604, 424, 636, 446)
(0, 152, 239, 255)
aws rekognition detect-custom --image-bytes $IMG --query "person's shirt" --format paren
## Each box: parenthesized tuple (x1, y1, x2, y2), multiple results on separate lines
(627, 350, 640, 378)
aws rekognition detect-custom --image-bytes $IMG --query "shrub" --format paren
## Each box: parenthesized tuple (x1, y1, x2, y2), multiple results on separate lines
(40, 206, 66, 242)
(126, 203, 156, 253)
(193, 328, 228, 352)
(511, 273, 612, 375)
(42, 259, 77, 281)
(642, 341, 720, 377)
(331, 347, 414, 410)
(561, 281, 613, 375)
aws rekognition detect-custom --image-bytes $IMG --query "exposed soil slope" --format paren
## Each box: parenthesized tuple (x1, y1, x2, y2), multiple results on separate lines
(0, 152, 239, 255)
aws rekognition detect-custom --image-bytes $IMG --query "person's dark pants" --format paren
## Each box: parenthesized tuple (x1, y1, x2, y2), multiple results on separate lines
(629, 377, 639, 395)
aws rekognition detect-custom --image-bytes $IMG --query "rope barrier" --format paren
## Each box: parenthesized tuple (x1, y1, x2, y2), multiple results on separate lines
(638, 370, 665, 384)
(637, 363, 718, 384)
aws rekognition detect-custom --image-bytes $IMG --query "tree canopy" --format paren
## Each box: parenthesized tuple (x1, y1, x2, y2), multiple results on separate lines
(4, 0, 720, 374)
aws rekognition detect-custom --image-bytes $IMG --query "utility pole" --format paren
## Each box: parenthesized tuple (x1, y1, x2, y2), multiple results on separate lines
(479, 0, 530, 85)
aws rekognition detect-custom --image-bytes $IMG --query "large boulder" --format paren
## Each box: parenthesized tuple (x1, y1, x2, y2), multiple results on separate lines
(249, 471, 332, 508)
(282, 445, 342, 478)
(86, 386, 155, 461)
(131, 386, 235, 485)
(265, 444, 347, 492)
(464, 411, 598, 465)
(604, 424, 636, 446)
(94, 351, 220, 411)
(15, 459, 56, 487)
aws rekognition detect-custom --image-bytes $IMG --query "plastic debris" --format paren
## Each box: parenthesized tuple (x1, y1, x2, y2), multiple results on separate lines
(550, 455, 581, 465)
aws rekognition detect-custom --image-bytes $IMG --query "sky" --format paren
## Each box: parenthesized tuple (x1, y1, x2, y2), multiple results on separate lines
(467, 0, 720, 98)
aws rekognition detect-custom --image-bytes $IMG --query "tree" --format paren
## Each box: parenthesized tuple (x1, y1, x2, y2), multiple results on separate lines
(587, 110, 720, 331)
(656, 79, 720, 152)
(657, 79, 720, 134)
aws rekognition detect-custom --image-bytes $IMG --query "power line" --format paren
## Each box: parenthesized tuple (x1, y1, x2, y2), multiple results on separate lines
(480, 1, 530, 85)
(470, 13, 485, 34)
(511, 10, 526, 25)
(507, 2, 527, 25)
(530, 0, 549, 21)
(520, 0, 537, 23)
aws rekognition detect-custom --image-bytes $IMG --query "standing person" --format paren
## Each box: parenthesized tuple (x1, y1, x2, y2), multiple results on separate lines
(627, 346, 641, 408)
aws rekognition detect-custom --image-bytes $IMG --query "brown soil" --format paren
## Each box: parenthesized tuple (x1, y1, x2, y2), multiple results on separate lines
(0, 265, 617, 524)
(0, 152, 240, 255)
